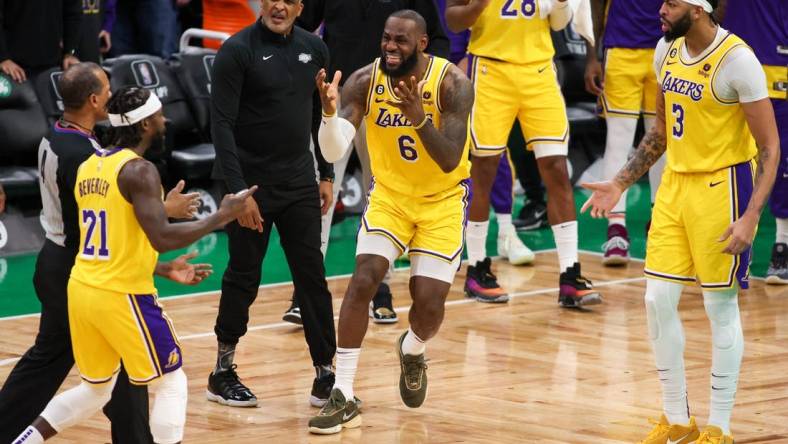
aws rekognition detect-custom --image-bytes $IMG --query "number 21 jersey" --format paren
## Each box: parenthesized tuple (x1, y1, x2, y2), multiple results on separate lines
(71, 148, 159, 294)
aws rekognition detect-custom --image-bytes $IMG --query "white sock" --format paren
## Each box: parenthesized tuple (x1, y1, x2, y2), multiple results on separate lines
(334, 347, 360, 401)
(704, 290, 743, 436)
(12, 426, 44, 444)
(400, 328, 426, 356)
(466, 220, 489, 265)
(496, 213, 513, 237)
(644, 278, 690, 426)
(776, 218, 788, 244)
(551, 221, 578, 272)
(603, 117, 637, 214)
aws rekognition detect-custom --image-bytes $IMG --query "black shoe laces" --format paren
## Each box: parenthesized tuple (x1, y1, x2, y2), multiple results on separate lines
(403, 356, 428, 386)
(217, 364, 251, 394)
(476, 258, 499, 286)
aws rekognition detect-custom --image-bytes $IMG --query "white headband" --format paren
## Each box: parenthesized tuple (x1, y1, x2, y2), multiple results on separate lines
(681, 0, 714, 13)
(108, 93, 162, 127)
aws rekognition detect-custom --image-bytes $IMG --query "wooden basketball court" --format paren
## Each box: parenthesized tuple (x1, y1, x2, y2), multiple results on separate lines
(1, 252, 787, 443)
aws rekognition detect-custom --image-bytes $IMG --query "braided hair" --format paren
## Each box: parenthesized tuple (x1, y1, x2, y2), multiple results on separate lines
(104, 87, 151, 149)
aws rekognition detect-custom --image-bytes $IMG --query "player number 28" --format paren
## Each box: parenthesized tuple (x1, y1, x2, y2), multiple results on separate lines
(81, 209, 109, 259)
(501, 0, 536, 18)
(398, 135, 419, 162)
(671, 103, 685, 139)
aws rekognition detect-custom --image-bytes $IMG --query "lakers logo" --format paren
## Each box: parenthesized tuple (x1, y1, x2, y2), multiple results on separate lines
(166, 348, 180, 368)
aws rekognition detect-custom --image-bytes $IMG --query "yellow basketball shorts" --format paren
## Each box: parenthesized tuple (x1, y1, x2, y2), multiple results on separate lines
(601, 48, 658, 118)
(358, 179, 470, 282)
(467, 54, 569, 158)
(68, 278, 183, 385)
(645, 160, 756, 290)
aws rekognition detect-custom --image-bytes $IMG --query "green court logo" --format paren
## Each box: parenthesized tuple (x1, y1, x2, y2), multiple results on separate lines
(0, 76, 11, 98)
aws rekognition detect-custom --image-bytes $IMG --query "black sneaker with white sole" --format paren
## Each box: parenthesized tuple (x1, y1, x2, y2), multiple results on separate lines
(206, 364, 258, 407)
(310, 372, 363, 409)
(369, 283, 397, 324)
(514, 200, 548, 231)
(282, 298, 302, 326)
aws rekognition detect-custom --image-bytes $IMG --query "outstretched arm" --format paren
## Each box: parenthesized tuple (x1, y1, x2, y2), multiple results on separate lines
(118, 159, 254, 253)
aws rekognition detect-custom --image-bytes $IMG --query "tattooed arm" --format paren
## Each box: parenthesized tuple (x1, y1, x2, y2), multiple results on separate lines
(718, 98, 780, 254)
(416, 65, 473, 172)
(613, 90, 667, 190)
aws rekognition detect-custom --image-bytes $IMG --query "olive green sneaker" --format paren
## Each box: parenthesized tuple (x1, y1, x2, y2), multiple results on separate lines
(308, 388, 361, 435)
(397, 331, 428, 408)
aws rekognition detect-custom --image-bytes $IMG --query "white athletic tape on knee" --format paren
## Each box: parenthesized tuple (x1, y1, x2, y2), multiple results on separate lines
(40, 378, 115, 432)
(150, 368, 188, 444)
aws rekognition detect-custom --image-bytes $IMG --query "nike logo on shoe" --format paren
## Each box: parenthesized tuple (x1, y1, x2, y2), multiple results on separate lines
(342, 411, 355, 421)
(709, 180, 724, 187)
(263, 55, 273, 61)
(667, 434, 691, 444)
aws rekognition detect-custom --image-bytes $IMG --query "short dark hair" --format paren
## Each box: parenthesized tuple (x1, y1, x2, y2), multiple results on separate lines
(104, 87, 151, 149)
(388, 9, 427, 35)
(58, 62, 104, 110)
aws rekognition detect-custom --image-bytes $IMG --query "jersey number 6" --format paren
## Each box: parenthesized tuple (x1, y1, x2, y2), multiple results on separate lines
(398, 135, 419, 162)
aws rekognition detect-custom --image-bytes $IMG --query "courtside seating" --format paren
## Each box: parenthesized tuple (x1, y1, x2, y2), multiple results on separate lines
(0, 74, 48, 196)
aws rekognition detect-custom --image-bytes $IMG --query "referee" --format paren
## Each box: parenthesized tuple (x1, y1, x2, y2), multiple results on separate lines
(207, 0, 337, 407)
(0, 63, 152, 444)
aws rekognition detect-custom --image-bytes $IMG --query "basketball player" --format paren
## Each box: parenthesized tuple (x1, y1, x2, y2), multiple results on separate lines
(717, 0, 788, 285)
(446, 0, 602, 307)
(307, 10, 473, 434)
(12, 86, 254, 444)
(582, 0, 779, 441)
(585, 0, 666, 265)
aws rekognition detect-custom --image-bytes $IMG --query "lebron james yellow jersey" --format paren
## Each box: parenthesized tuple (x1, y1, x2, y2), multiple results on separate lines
(364, 55, 470, 197)
(71, 147, 159, 295)
(658, 32, 758, 172)
(467, 0, 554, 65)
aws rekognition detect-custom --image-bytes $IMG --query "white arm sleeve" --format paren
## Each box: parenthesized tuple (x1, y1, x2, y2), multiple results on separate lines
(318, 114, 357, 163)
(548, 0, 572, 31)
(714, 47, 769, 103)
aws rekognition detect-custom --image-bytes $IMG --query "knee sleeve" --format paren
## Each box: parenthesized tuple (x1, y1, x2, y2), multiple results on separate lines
(644, 278, 684, 341)
(703, 290, 741, 351)
(41, 377, 116, 432)
(150, 369, 188, 444)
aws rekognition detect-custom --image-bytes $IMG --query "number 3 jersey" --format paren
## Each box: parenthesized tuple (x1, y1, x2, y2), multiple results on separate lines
(655, 29, 766, 172)
(364, 55, 470, 197)
(71, 148, 159, 295)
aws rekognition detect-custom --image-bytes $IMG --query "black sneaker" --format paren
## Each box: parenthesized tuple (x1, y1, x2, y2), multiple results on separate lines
(397, 331, 428, 408)
(558, 262, 602, 308)
(766, 242, 788, 285)
(206, 364, 258, 407)
(282, 297, 302, 326)
(514, 200, 548, 231)
(368, 282, 397, 324)
(464, 257, 509, 303)
(309, 372, 363, 409)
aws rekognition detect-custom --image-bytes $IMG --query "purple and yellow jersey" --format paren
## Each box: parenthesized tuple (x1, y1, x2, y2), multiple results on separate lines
(722, 0, 787, 100)
(602, 0, 663, 49)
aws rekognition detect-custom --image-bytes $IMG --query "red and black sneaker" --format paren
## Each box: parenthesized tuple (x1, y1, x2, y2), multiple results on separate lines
(558, 263, 602, 308)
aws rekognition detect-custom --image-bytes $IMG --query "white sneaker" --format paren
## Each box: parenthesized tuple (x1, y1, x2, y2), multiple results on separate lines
(497, 226, 535, 265)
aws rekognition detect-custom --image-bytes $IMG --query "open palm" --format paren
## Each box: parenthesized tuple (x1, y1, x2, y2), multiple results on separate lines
(167, 251, 212, 285)
(580, 181, 624, 219)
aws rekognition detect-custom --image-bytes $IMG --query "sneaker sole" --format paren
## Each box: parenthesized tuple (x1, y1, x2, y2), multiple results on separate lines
(282, 313, 303, 325)
(602, 255, 629, 266)
(308, 414, 362, 435)
(559, 293, 603, 308)
(465, 289, 509, 303)
(205, 389, 258, 407)
(514, 220, 548, 231)
(368, 307, 398, 324)
(765, 275, 788, 285)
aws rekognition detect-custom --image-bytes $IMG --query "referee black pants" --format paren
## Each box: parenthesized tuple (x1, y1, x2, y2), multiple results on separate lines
(0, 240, 153, 444)
(215, 181, 336, 367)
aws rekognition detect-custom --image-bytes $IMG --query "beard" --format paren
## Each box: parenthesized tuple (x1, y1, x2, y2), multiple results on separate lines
(147, 131, 167, 156)
(380, 50, 419, 78)
(664, 11, 692, 41)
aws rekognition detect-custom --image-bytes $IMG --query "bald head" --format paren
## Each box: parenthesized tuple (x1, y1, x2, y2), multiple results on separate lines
(58, 62, 106, 111)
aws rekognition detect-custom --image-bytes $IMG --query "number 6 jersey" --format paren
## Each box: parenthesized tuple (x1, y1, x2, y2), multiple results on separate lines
(71, 147, 159, 294)
(364, 55, 470, 197)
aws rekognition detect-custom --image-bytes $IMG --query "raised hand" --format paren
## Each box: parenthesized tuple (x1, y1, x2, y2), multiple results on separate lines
(580, 181, 624, 219)
(387, 76, 428, 129)
(315, 68, 342, 116)
(164, 180, 201, 219)
(164, 251, 213, 285)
